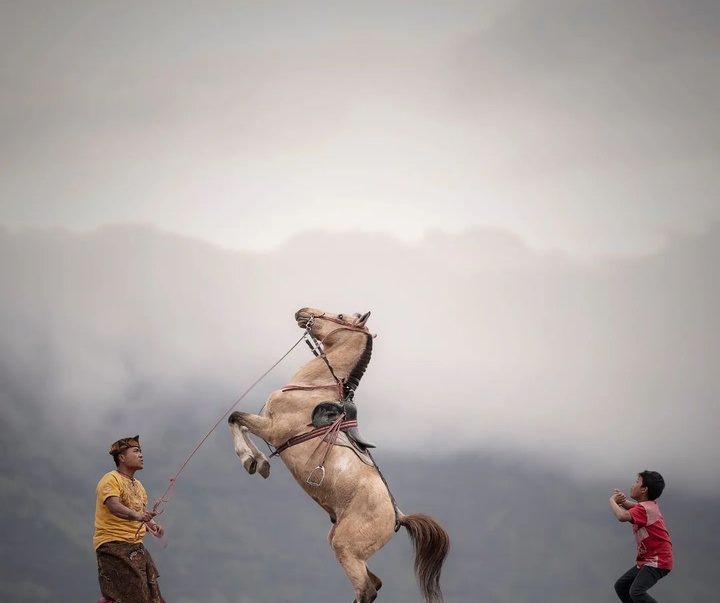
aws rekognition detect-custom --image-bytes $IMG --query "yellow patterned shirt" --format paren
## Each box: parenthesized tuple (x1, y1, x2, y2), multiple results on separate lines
(93, 470, 148, 550)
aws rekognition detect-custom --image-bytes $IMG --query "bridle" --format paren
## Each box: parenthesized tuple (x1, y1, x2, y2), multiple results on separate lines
(286, 313, 374, 402)
(302, 313, 373, 352)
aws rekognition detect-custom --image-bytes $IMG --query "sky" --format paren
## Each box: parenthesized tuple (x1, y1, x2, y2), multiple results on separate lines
(1, 0, 719, 258)
(1, 1, 719, 495)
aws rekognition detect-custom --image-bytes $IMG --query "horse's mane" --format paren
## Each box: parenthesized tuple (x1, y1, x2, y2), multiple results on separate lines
(345, 334, 373, 395)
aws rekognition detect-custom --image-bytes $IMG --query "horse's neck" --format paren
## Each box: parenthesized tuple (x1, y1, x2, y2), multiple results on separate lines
(290, 344, 362, 385)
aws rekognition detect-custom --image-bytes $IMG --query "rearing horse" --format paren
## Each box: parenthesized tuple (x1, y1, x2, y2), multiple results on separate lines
(228, 307, 450, 603)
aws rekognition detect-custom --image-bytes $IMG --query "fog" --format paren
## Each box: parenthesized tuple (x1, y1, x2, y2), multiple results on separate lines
(1, 224, 718, 492)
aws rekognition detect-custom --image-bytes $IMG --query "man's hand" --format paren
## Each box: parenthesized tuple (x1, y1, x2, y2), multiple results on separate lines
(137, 509, 156, 523)
(147, 522, 165, 538)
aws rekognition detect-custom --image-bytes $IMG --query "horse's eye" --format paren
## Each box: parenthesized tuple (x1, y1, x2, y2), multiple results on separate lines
(337, 314, 344, 320)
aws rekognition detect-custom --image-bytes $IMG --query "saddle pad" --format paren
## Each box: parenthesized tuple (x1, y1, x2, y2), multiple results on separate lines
(329, 432, 375, 466)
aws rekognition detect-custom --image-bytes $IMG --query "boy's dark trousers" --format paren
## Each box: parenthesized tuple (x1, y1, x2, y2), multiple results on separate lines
(614, 565, 670, 603)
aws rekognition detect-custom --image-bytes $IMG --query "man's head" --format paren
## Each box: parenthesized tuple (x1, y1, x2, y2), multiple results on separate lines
(631, 470, 665, 501)
(109, 435, 143, 470)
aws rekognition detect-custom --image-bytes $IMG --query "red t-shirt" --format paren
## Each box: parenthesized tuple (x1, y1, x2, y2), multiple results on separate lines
(629, 501, 673, 570)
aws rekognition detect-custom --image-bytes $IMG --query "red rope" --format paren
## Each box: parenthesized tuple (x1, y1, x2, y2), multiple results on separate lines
(145, 332, 308, 526)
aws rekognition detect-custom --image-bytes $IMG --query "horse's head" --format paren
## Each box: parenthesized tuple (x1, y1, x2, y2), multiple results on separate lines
(295, 308, 372, 341)
(295, 308, 374, 392)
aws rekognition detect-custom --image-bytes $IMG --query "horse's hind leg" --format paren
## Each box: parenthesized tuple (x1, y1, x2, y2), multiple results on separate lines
(227, 414, 271, 478)
(337, 555, 378, 603)
(367, 569, 382, 593)
(329, 527, 381, 603)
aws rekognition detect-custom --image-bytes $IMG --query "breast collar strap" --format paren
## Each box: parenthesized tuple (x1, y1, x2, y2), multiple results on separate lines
(282, 380, 346, 400)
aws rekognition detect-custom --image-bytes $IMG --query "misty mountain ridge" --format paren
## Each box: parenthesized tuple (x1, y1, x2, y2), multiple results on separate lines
(1, 222, 718, 490)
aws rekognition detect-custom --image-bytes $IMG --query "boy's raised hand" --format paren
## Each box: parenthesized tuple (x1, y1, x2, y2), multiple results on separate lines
(613, 489, 627, 504)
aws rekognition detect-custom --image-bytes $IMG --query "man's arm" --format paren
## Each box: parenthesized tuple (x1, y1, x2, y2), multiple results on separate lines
(105, 496, 155, 523)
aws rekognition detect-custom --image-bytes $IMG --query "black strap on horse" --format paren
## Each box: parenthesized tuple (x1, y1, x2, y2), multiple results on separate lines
(363, 449, 401, 532)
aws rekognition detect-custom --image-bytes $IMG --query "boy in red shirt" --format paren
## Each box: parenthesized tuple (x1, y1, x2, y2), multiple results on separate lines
(609, 470, 673, 603)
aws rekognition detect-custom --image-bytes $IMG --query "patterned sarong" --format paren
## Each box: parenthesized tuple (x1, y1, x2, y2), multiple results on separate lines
(96, 541, 166, 603)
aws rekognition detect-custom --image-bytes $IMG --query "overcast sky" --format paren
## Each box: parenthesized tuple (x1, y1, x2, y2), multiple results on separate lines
(1, 2, 719, 496)
(1, 0, 719, 257)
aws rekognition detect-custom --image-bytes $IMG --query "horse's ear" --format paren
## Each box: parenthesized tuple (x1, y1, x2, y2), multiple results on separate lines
(358, 311, 371, 326)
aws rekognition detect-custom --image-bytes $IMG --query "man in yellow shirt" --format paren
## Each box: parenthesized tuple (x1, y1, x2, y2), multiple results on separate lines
(94, 435, 166, 603)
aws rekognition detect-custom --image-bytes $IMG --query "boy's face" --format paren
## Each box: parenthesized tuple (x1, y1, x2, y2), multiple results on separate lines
(630, 475, 647, 501)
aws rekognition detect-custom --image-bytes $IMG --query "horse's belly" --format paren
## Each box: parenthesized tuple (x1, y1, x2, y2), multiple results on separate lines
(284, 446, 393, 521)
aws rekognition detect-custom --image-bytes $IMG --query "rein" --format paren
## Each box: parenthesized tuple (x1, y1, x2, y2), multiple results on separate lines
(141, 329, 311, 538)
(145, 315, 361, 527)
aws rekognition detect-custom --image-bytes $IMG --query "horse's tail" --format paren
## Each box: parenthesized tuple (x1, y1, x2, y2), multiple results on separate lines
(399, 513, 450, 603)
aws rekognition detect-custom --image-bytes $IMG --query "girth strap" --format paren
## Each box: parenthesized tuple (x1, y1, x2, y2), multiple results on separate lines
(270, 418, 358, 457)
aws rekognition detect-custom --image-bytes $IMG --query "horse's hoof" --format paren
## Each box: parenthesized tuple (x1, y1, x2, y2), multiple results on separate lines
(243, 457, 257, 475)
(257, 459, 271, 479)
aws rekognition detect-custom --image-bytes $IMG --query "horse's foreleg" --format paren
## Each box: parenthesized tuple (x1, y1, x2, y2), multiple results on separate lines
(228, 421, 264, 476)
(227, 412, 271, 478)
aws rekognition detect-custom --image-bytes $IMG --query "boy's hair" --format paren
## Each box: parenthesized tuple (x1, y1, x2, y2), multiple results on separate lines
(639, 470, 665, 500)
